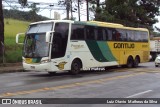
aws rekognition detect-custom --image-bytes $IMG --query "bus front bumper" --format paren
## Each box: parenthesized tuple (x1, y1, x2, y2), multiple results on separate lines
(23, 62, 51, 72)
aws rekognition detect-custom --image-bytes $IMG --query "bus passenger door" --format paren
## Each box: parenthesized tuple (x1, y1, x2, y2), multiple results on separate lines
(51, 22, 70, 71)
(51, 22, 69, 59)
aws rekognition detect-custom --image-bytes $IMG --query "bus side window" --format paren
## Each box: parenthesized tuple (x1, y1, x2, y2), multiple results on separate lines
(124, 30, 127, 41)
(127, 30, 135, 41)
(94, 27, 99, 40)
(103, 28, 108, 41)
(86, 25, 95, 40)
(106, 28, 112, 41)
(112, 29, 120, 41)
(143, 32, 148, 42)
(141, 31, 148, 42)
(71, 24, 85, 40)
(97, 27, 103, 41)
(135, 31, 141, 42)
(71, 30, 78, 40)
(116, 31, 121, 41)
(78, 28, 85, 40)
(117, 29, 127, 41)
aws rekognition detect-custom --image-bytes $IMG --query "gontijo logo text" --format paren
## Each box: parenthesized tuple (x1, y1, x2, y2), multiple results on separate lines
(114, 43, 135, 49)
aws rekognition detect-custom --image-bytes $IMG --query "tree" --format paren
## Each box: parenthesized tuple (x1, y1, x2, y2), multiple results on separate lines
(28, 3, 40, 21)
(89, 0, 106, 21)
(138, 0, 160, 26)
(105, 0, 139, 23)
(58, 0, 81, 20)
(155, 26, 160, 32)
(0, 0, 4, 59)
(103, 0, 160, 29)
(18, 0, 28, 7)
(29, 3, 40, 13)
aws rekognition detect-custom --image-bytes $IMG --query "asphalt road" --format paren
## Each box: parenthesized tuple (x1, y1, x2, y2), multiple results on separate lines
(0, 62, 160, 107)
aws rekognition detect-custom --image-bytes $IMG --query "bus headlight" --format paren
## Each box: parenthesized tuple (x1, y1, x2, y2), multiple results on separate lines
(41, 59, 50, 64)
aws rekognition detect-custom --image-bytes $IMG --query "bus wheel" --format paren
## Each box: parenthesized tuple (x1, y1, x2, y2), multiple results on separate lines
(70, 59, 81, 75)
(127, 57, 133, 68)
(133, 57, 139, 68)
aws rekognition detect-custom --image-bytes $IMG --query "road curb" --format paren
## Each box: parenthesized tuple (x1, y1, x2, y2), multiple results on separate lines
(0, 66, 24, 74)
(0, 63, 22, 67)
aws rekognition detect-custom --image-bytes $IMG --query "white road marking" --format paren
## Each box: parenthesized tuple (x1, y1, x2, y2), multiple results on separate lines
(126, 90, 153, 98)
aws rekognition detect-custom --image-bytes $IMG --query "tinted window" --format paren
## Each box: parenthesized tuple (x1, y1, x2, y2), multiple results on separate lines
(107, 28, 113, 41)
(112, 29, 122, 41)
(71, 24, 85, 40)
(135, 31, 142, 42)
(127, 30, 135, 41)
(141, 31, 148, 42)
(117, 29, 127, 41)
(97, 27, 103, 41)
(54, 23, 69, 39)
(103, 28, 108, 40)
(51, 22, 69, 58)
(86, 25, 96, 40)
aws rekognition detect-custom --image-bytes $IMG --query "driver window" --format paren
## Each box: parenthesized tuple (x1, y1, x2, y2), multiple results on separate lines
(51, 22, 69, 59)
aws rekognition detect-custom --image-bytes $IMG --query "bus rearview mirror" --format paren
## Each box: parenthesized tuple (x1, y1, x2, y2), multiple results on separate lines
(46, 31, 54, 43)
(16, 33, 25, 44)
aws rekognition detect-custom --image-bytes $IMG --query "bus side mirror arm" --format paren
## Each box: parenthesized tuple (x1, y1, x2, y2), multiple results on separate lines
(46, 31, 54, 43)
(16, 33, 25, 44)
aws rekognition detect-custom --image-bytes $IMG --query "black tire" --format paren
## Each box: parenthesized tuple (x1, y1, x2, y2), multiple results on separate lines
(155, 65, 158, 67)
(70, 60, 81, 75)
(133, 57, 139, 68)
(127, 57, 134, 68)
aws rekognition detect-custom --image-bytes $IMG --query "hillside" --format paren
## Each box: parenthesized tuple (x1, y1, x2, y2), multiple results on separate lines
(4, 18, 30, 63)
(3, 9, 50, 22)
(4, 18, 30, 37)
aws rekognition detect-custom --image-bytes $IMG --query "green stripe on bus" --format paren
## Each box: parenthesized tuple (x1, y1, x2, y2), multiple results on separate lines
(97, 41, 117, 61)
(74, 21, 98, 26)
(86, 40, 108, 62)
(74, 21, 87, 25)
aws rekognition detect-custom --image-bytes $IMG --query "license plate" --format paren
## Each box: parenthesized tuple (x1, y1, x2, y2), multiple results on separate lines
(30, 66, 35, 69)
(25, 58, 32, 63)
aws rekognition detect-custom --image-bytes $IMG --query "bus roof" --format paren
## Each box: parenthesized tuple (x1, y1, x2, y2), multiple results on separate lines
(30, 20, 74, 25)
(89, 21, 124, 27)
(87, 21, 148, 32)
(74, 20, 148, 32)
(29, 20, 148, 32)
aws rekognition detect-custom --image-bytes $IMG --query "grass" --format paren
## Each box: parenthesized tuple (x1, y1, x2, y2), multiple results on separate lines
(3, 18, 30, 63)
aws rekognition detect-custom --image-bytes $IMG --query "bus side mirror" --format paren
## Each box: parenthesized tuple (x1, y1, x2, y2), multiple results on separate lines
(16, 33, 25, 44)
(46, 31, 54, 43)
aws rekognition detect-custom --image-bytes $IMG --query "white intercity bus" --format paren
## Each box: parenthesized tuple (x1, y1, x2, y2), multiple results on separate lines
(16, 20, 150, 74)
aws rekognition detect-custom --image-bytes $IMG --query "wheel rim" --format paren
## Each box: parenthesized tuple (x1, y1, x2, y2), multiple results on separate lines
(72, 62, 80, 73)
(127, 58, 133, 68)
(135, 59, 138, 66)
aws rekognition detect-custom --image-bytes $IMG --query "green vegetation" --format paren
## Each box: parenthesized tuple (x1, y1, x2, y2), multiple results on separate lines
(4, 18, 30, 63)
(3, 9, 50, 22)
(89, 0, 160, 31)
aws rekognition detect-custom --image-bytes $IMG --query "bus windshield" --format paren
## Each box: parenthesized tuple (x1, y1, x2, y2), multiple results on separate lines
(23, 23, 53, 58)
